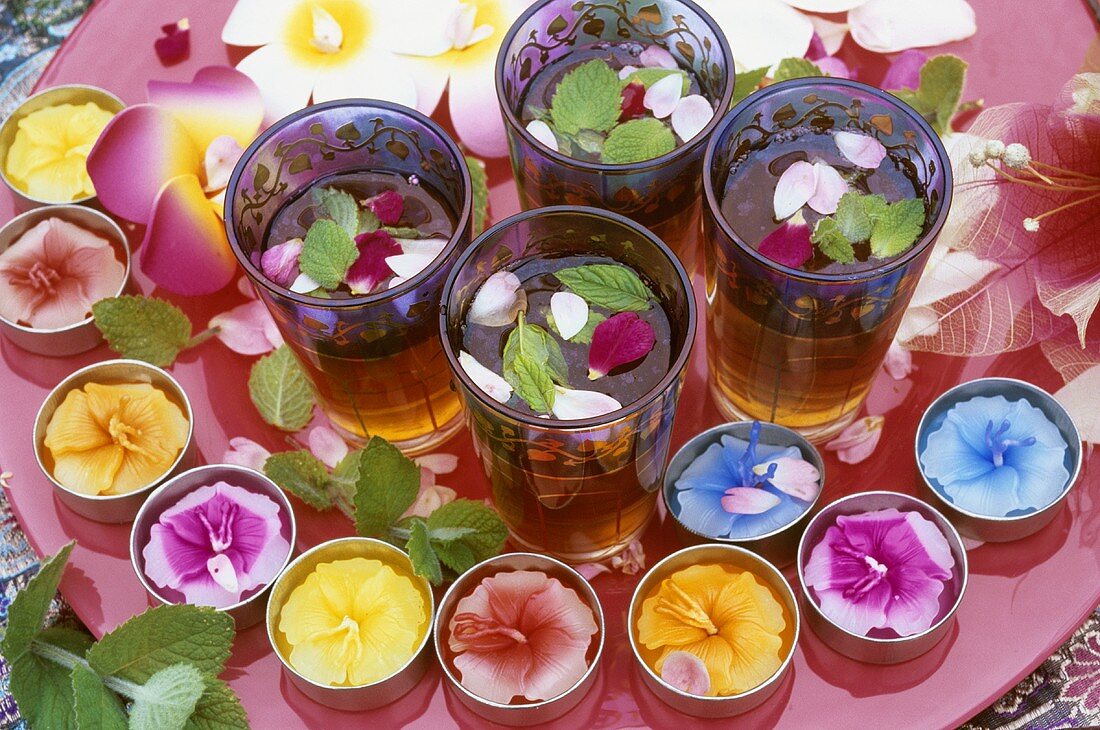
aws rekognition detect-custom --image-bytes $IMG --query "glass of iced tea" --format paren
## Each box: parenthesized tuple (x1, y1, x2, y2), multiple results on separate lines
(703, 78, 952, 442)
(495, 0, 734, 273)
(439, 206, 695, 562)
(225, 100, 472, 454)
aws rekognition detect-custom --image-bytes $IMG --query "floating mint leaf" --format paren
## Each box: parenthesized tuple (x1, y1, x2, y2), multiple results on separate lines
(312, 187, 359, 238)
(264, 451, 333, 510)
(406, 519, 442, 585)
(72, 663, 127, 730)
(248, 345, 315, 431)
(502, 316, 568, 386)
(812, 218, 856, 264)
(426, 499, 508, 573)
(619, 68, 690, 94)
(555, 264, 653, 312)
(508, 352, 556, 414)
(129, 663, 206, 730)
(465, 154, 490, 236)
(299, 218, 359, 290)
(570, 311, 606, 344)
(891, 54, 967, 135)
(772, 57, 825, 83)
(834, 192, 878, 243)
(731, 66, 768, 106)
(357, 208, 381, 235)
(600, 118, 676, 164)
(10, 626, 91, 730)
(588, 311, 656, 379)
(354, 436, 420, 539)
(869, 198, 925, 257)
(92, 296, 193, 367)
(550, 59, 623, 136)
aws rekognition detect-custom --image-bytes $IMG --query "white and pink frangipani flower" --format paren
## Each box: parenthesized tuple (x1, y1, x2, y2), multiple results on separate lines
(209, 300, 284, 355)
(87, 66, 263, 296)
(848, 0, 977, 53)
(695, 0, 813, 71)
(778, 0, 868, 12)
(773, 160, 848, 219)
(222, 0, 441, 121)
(825, 415, 885, 464)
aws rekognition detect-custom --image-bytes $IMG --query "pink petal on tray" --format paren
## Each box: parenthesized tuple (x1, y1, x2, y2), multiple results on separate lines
(825, 416, 885, 464)
(588, 312, 656, 379)
(308, 426, 348, 469)
(155, 18, 191, 66)
(834, 131, 887, 169)
(209, 300, 283, 355)
(222, 437, 271, 472)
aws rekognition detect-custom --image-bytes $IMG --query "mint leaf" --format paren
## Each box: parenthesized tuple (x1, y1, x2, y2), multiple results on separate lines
(248, 345, 315, 431)
(312, 186, 359, 238)
(299, 218, 358, 290)
(507, 352, 556, 413)
(72, 662, 127, 730)
(892, 54, 967, 135)
(357, 208, 380, 235)
(772, 57, 824, 82)
(333, 449, 361, 485)
(548, 310, 606, 344)
(812, 218, 856, 264)
(129, 663, 206, 730)
(550, 59, 622, 136)
(426, 499, 508, 573)
(502, 318, 568, 386)
(731, 66, 768, 106)
(465, 154, 490, 236)
(1, 541, 73, 660)
(619, 68, 689, 94)
(93, 297, 193, 367)
(869, 198, 925, 257)
(10, 625, 90, 730)
(354, 436, 420, 538)
(555, 264, 653, 312)
(834, 192, 876, 243)
(264, 451, 332, 510)
(382, 226, 423, 239)
(600, 118, 676, 164)
(406, 519, 442, 585)
(86, 605, 234, 682)
(184, 678, 249, 730)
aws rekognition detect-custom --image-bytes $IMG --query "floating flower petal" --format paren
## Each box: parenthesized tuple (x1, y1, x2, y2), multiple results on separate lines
(758, 218, 813, 268)
(346, 230, 400, 294)
(588, 312, 655, 379)
(643, 73, 683, 120)
(363, 190, 403, 226)
(550, 291, 589, 340)
(459, 350, 513, 403)
(834, 131, 888, 169)
(807, 162, 847, 215)
(260, 238, 304, 288)
(640, 45, 677, 69)
(385, 253, 437, 280)
(525, 119, 558, 152)
(671, 95, 713, 143)
(551, 387, 622, 420)
(825, 415, 884, 464)
(773, 160, 816, 220)
(209, 299, 284, 355)
(468, 270, 526, 327)
(290, 272, 322, 294)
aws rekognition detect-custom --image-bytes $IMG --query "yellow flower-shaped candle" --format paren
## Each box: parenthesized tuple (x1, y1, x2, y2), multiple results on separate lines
(278, 557, 428, 686)
(44, 382, 189, 496)
(5, 102, 115, 202)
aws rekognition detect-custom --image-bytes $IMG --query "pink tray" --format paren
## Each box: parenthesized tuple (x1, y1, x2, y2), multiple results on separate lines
(3, 1, 1098, 727)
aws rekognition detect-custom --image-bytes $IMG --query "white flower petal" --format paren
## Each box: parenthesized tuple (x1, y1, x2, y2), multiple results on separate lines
(415, 453, 459, 474)
(308, 426, 349, 469)
(550, 291, 589, 340)
(398, 237, 448, 258)
(468, 270, 526, 327)
(834, 130, 887, 168)
(203, 135, 245, 193)
(808, 15, 850, 55)
(643, 73, 683, 119)
(695, 0, 813, 70)
(526, 119, 558, 152)
(313, 49, 419, 111)
(639, 45, 677, 69)
(385, 253, 437, 279)
(551, 387, 622, 420)
(670, 95, 713, 143)
(309, 4, 344, 53)
(773, 160, 816, 219)
(222, 436, 271, 472)
(388, 275, 408, 289)
(780, 0, 869, 12)
(221, 0, 296, 46)
(883, 340, 914, 380)
(848, 0, 977, 53)
(618, 64, 639, 80)
(235, 43, 318, 122)
(290, 272, 321, 293)
(207, 554, 240, 594)
(460, 350, 512, 403)
(807, 162, 847, 215)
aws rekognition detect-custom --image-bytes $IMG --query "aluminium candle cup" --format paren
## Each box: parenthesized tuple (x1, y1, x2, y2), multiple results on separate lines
(0, 204, 131, 356)
(627, 544, 799, 718)
(796, 491, 968, 665)
(0, 84, 125, 209)
(662, 421, 825, 566)
(32, 359, 196, 523)
(129, 464, 297, 630)
(914, 377, 1083, 543)
(265, 537, 435, 711)
(433, 552, 605, 726)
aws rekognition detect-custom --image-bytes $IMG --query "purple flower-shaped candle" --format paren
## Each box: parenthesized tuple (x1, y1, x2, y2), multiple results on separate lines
(142, 481, 291, 608)
(803, 508, 955, 637)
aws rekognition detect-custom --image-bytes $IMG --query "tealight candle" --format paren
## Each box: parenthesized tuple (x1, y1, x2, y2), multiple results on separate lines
(5, 101, 115, 202)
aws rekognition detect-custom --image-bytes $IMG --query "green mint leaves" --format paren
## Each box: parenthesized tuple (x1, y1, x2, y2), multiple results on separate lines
(548, 310, 606, 344)
(248, 344, 315, 431)
(869, 198, 925, 257)
(312, 186, 359, 238)
(731, 66, 769, 106)
(811, 192, 926, 263)
(92, 296, 197, 367)
(3, 544, 247, 730)
(550, 59, 623, 136)
(354, 436, 422, 539)
(619, 68, 689, 94)
(772, 58, 824, 83)
(299, 218, 359, 290)
(601, 118, 676, 164)
(465, 154, 490, 236)
(555, 264, 653, 312)
(501, 315, 569, 413)
(264, 450, 334, 510)
(891, 54, 968, 136)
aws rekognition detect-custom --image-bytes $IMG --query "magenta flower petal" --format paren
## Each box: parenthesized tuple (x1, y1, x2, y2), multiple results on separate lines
(363, 190, 404, 226)
(588, 312, 656, 379)
(720, 487, 782, 515)
(260, 238, 303, 287)
(814, 55, 852, 79)
(759, 220, 813, 268)
(881, 49, 929, 90)
(346, 230, 400, 294)
(155, 18, 191, 66)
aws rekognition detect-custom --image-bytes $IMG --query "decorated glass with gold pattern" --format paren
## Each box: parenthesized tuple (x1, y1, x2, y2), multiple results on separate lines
(226, 100, 472, 454)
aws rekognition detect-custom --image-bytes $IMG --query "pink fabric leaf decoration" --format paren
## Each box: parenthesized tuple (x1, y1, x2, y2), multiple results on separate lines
(363, 190, 404, 226)
(639, 45, 677, 69)
(671, 95, 713, 142)
(155, 18, 191, 66)
(773, 160, 817, 219)
(643, 73, 683, 120)
(308, 426, 348, 469)
(222, 437, 271, 473)
(260, 238, 303, 288)
(834, 131, 887, 169)
(881, 49, 928, 90)
(468, 270, 526, 327)
(754, 456, 820, 500)
(661, 651, 711, 695)
(346, 230, 400, 294)
(720, 487, 782, 515)
(758, 218, 813, 268)
(209, 300, 283, 355)
(825, 416, 885, 464)
(588, 312, 656, 379)
(807, 162, 847, 215)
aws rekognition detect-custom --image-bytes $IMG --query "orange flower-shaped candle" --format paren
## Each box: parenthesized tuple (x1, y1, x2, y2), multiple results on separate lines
(5, 102, 115, 202)
(636, 563, 787, 697)
(278, 557, 428, 686)
(43, 382, 189, 495)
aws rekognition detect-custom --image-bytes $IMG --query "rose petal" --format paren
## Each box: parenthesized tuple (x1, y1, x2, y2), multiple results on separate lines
(401, 481, 457, 519)
(660, 651, 711, 696)
(363, 190, 404, 226)
(550, 291, 589, 340)
(883, 341, 913, 380)
(720, 487, 782, 515)
(814, 56, 853, 79)
(415, 453, 459, 475)
(773, 160, 816, 220)
(209, 300, 283, 355)
(147, 66, 264, 151)
(308, 426, 348, 469)
(807, 162, 847, 215)
(459, 350, 513, 403)
(468, 270, 526, 327)
(755, 456, 820, 501)
(808, 15, 850, 55)
(643, 73, 682, 119)
(834, 131, 888, 169)
(670, 95, 713, 143)
(551, 387, 622, 420)
(155, 18, 190, 65)
(290, 272, 321, 294)
(588, 312, 656, 379)
(825, 416, 885, 464)
(203, 135, 244, 193)
(780, 0, 868, 10)
(639, 45, 677, 69)
(526, 119, 558, 152)
(881, 49, 928, 90)
(222, 437, 271, 472)
(759, 219, 813, 268)
(398, 237, 448, 258)
(848, 0, 977, 53)
(347, 230, 401, 294)
(384, 253, 437, 280)
(575, 563, 612, 580)
(260, 238, 303, 288)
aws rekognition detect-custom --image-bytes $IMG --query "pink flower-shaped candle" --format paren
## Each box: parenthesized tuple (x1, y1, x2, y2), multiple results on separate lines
(142, 481, 291, 608)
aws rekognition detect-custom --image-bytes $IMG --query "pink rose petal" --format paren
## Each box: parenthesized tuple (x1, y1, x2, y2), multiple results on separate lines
(459, 350, 512, 403)
(639, 45, 677, 69)
(617, 65, 639, 80)
(346, 230, 400, 294)
(401, 478, 457, 519)
(834, 131, 888, 169)
(415, 453, 459, 475)
(773, 160, 817, 220)
(209, 300, 283, 355)
(881, 49, 928, 90)
(670, 95, 713, 143)
(759, 219, 813, 268)
(825, 415, 885, 464)
(363, 190, 404, 226)
(260, 238, 302, 288)
(551, 387, 622, 420)
(643, 73, 682, 120)
(203, 135, 244, 193)
(468, 270, 526, 327)
(222, 437, 271, 472)
(308, 426, 348, 469)
(147, 66, 264, 151)
(550, 291, 589, 340)
(660, 651, 711, 696)
(620, 81, 647, 122)
(848, 0, 977, 53)
(814, 55, 852, 79)
(807, 162, 848, 215)
(588, 312, 656, 379)
(720, 486, 782, 515)
(755, 456, 820, 500)
(155, 18, 191, 66)
(289, 272, 320, 294)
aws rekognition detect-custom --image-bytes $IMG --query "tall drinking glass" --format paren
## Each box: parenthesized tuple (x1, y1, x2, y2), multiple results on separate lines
(440, 207, 696, 562)
(495, 0, 734, 273)
(703, 78, 952, 442)
(226, 100, 472, 454)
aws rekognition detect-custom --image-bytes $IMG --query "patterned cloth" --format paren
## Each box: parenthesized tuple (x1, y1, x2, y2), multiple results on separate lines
(0, 2, 1096, 728)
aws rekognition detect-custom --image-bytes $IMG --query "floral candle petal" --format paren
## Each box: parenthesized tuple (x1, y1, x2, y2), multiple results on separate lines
(5, 102, 115, 202)
(588, 312, 655, 379)
(468, 270, 527, 327)
(660, 651, 711, 695)
(720, 487, 782, 515)
(753, 456, 820, 501)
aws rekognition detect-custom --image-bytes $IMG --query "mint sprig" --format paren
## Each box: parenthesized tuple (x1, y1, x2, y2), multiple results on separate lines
(312, 186, 359, 238)
(555, 264, 653, 312)
(811, 192, 926, 263)
(601, 118, 676, 164)
(501, 314, 569, 413)
(619, 68, 689, 93)
(549, 59, 622, 136)
(299, 218, 359, 290)
(248, 345, 315, 431)
(891, 54, 968, 135)
(93, 296, 218, 367)
(772, 57, 824, 83)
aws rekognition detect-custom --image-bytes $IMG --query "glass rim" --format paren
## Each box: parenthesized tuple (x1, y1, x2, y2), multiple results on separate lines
(439, 205, 697, 431)
(702, 77, 955, 284)
(494, 0, 736, 173)
(224, 98, 473, 308)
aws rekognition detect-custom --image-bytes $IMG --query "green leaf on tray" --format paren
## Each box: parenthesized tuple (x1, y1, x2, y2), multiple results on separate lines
(507, 352, 556, 414)
(465, 154, 490, 236)
(811, 218, 855, 264)
(71, 662, 127, 730)
(619, 67, 689, 93)
(354, 436, 420, 539)
(264, 451, 333, 510)
(1, 541, 73, 660)
(600, 118, 676, 164)
(184, 677, 250, 730)
(92, 296, 193, 367)
(555, 264, 653, 312)
(248, 345, 315, 431)
(129, 663, 206, 730)
(731, 66, 769, 106)
(9, 624, 90, 730)
(869, 198, 925, 258)
(312, 186, 359, 238)
(299, 218, 359, 290)
(550, 59, 623, 136)
(772, 57, 825, 83)
(406, 519, 443, 585)
(426, 499, 508, 573)
(891, 54, 968, 135)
